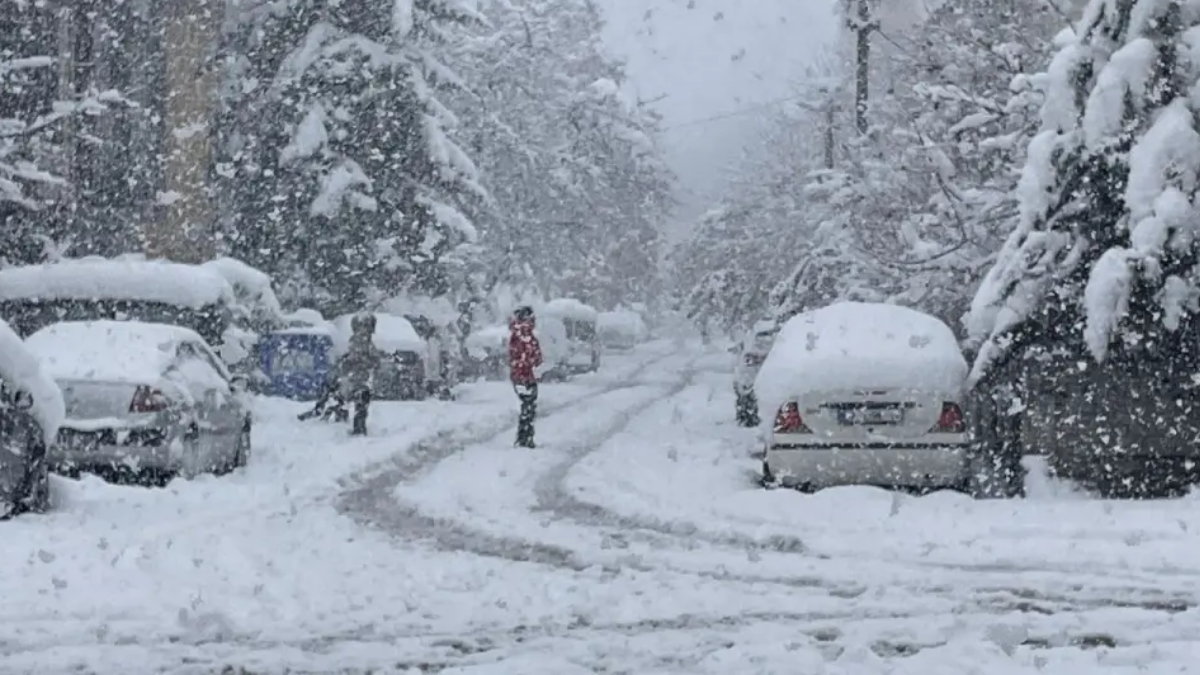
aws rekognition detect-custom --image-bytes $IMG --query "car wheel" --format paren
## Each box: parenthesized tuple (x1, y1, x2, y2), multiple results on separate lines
(234, 419, 252, 469)
(760, 460, 777, 489)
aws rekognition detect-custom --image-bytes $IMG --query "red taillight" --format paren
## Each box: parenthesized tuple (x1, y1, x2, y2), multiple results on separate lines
(932, 402, 965, 433)
(129, 386, 168, 413)
(773, 402, 811, 433)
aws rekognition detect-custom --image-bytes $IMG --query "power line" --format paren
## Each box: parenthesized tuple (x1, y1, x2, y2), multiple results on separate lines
(660, 93, 814, 132)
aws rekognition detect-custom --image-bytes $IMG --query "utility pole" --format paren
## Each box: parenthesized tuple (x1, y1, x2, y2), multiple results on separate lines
(847, 0, 878, 134)
(824, 97, 836, 169)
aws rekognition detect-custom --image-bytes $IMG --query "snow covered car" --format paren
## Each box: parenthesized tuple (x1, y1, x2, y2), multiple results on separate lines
(542, 298, 601, 375)
(597, 310, 648, 351)
(332, 313, 437, 400)
(0, 319, 64, 517)
(0, 257, 239, 349)
(733, 319, 780, 427)
(23, 321, 252, 484)
(463, 325, 510, 381)
(757, 302, 970, 492)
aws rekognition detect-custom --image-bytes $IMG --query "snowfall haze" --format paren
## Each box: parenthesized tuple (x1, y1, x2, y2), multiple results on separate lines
(4, 0, 1200, 673)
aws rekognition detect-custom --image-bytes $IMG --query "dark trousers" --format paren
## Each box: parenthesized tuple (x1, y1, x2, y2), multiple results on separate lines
(351, 387, 372, 435)
(514, 383, 538, 447)
(299, 378, 347, 422)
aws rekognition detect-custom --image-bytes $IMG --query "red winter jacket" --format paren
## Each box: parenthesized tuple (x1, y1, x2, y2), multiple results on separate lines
(509, 317, 543, 385)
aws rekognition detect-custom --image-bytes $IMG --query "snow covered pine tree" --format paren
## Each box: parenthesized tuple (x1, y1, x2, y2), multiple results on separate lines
(967, 0, 1200, 497)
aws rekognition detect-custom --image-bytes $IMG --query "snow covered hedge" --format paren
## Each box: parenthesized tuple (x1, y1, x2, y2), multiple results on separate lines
(967, 0, 1200, 383)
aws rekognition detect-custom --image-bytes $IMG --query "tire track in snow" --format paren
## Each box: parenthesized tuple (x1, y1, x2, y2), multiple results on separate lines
(337, 343, 688, 569)
(532, 375, 809, 555)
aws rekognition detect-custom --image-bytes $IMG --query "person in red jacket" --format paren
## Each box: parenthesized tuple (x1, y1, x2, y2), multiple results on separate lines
(509, 305, 543, 448)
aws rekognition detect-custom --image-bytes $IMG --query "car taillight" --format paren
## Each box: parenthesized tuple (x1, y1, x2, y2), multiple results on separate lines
(773, 402, 811, 433)
(932, 402, 965, 433)
(129, 386, 168, 413)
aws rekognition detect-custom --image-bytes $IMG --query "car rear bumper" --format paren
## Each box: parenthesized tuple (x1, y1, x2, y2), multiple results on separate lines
(49, 426, 180, 473)
(765, 443, 968, 488)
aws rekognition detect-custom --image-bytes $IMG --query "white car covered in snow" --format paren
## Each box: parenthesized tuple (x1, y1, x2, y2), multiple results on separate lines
(463, 324, 511, 381)
(0, 319, 64, 516)
(597, 310, 648, 351)
(24, 321, 252, 484)
(331, 313, 440, 400)
(757, 302, 970, 492)
(541, 298, 601, 375)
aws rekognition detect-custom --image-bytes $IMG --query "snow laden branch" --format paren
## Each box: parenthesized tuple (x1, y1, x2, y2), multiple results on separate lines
(968, 0, 1200, 384)
(1, 53, 132, 210)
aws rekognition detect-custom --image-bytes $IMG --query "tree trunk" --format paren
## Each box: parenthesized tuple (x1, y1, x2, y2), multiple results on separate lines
(854, 0, 870, 133)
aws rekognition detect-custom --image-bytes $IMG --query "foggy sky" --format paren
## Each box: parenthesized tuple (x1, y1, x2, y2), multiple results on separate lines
(596, 0, 840, 240)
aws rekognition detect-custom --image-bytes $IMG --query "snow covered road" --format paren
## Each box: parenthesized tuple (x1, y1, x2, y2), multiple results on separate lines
(5, 341, 1200, 674)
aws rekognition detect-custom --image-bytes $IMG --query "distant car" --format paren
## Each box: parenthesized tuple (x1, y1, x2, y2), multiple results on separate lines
(597, 310, 648, 351)
(331, 313, 437, 400)
(542, 298, 601, 375)
(23, 321, 252, 485)
(733, 320, 780, 427)
(757, 302, 970, 492)
(0, 319, 64, 517)
(463, 325, 510, 381)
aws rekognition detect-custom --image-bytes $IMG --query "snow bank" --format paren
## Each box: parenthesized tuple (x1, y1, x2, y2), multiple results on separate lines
(0, 259, 236, 309)
(330, 313, 426, 356)
(0, 318, 64, 443)
(541, 298, 599, 322)
(24, 321, 199, 385)
(756, 302, 967, 422)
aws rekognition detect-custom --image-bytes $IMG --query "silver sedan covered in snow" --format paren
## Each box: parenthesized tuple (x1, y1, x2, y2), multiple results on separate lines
(23, 320, 252, 484)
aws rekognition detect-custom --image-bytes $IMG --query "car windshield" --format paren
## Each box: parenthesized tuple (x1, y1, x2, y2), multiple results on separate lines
(0, 298, 231, 346)
(563, 318, 596, 342)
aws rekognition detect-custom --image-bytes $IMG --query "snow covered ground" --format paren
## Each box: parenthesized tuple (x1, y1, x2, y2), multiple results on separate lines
(4, 340, 1200, 674)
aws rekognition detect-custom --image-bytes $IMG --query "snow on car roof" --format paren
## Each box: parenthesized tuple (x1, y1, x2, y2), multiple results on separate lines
(541, 298, 599, 322)
(201, 257, 283, 317)
(24, 320, 202, 384)
(330, 313, 427, 355)
(0, 259, 237, 309)
(0, 318, 64, 442)
(755, 302, 967, 424)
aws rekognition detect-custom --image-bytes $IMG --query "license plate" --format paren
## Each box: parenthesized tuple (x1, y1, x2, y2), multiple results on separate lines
(838, 407, 903, 425)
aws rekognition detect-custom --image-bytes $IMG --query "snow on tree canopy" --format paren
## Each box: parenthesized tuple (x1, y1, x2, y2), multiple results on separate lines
(755, 303, 968, 433)
(0, 259, 236, 309)
(0, 318, 64, 444)
(966, 0, 1200, 380)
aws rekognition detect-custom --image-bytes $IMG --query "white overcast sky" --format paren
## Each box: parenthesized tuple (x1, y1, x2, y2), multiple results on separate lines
(595, 0, 841, 238)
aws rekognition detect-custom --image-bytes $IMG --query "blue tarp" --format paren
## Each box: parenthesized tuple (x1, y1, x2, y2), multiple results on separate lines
(257, 331, 335, 401)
